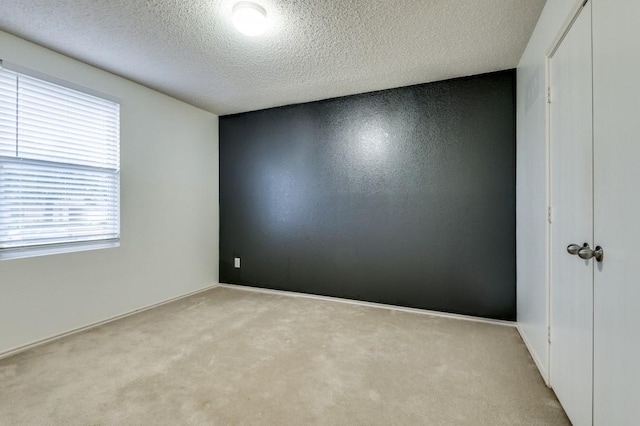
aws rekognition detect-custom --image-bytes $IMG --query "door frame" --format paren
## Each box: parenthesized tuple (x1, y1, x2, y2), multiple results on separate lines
(544, 0, 593, 388)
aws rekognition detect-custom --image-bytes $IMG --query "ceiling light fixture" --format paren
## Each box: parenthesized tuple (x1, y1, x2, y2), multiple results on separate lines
(232, 2, 268, 36)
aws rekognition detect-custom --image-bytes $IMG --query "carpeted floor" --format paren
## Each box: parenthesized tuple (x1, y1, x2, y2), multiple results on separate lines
(0, 286, 569, 425)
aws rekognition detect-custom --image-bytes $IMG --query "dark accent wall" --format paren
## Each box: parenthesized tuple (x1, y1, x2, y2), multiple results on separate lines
(219, 70, 516, 320)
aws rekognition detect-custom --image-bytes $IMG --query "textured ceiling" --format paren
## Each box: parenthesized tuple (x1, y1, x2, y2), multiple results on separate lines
(0, 0, 546, 115)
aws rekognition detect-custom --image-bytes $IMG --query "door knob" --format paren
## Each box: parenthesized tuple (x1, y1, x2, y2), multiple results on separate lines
(578, 243, 604, 262)
(567, 243, 584, 255)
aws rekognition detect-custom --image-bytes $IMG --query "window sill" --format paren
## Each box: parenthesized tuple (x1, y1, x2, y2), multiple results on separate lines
(0, 239, 120, 261)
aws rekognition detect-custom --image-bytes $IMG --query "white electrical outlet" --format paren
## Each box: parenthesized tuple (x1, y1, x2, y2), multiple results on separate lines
(234, 257, 241, 268)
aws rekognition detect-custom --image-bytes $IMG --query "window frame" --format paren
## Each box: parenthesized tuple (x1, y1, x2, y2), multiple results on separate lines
(0, 60, 121, 260)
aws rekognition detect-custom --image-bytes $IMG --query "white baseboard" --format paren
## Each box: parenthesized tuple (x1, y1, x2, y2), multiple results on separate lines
(516, 324, 550, 386)
(219, 283, 516, 328)
(0, 283, 220, 361)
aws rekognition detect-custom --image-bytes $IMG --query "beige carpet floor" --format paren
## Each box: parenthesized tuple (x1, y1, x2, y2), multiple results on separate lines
(0, 286, 568, 425)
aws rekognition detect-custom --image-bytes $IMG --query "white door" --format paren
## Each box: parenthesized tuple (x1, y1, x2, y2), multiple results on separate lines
(592, 0, 640, 423)
(549, 3, 593, 426)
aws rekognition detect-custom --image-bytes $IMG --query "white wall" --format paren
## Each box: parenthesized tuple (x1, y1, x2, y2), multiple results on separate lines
(0, 31, 219, 355)
(516, 0, 578, 382)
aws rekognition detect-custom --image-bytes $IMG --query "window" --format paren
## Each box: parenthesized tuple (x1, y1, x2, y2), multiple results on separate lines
(0, 62, 120, 259)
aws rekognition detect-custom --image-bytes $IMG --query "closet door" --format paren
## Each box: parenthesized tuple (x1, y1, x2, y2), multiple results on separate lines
(592, 0, 640, 423)
(549, 3, 593, 426)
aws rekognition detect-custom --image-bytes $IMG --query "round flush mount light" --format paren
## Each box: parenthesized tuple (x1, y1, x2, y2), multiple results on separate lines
(232, 2, 268, 36)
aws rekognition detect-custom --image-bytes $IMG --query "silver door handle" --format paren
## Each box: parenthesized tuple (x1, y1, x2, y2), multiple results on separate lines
(577, 244, 604, 262)
(567, 243, 584, 255)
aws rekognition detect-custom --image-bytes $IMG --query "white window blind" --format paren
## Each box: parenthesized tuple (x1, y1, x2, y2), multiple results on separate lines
(0, 64, 120, 259)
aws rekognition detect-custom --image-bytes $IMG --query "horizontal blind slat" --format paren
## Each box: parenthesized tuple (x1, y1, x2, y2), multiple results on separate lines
(18, 99, 119, 132)
(19, 75, 118, 111)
